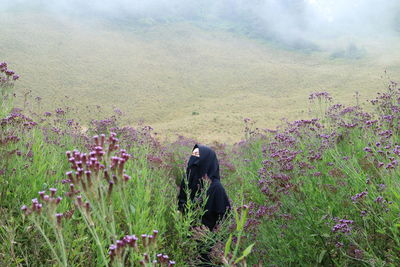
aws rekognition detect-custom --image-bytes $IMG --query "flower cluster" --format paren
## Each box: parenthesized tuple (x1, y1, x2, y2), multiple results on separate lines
(0, 61, 19, 87)
(90, 118, 159, 151)
(108, 230, 175, 266)
(332, 218, 354, 234)
(21, 188, 66, 225)
(62, 133, 131, 198)
(309, 92, 333, 102)
(327, 104, 372, 129)
(351, 191, 368, 203)
(108, 234, 140, 260)
(1, 111, 37, 128)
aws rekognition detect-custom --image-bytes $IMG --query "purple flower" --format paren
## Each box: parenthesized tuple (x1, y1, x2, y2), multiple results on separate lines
(378, 184, 386, 191)
(313, 171, 322, 177)
(386, 163, 395, 169)
(49, 188, 57, 197)
(335, 242, 344, 248)
(309, 92, 333, 102)
(116, 240, 124, 249)
(393, 146, 400, 156)
(36, 203, 43, 213)
(108, 180, 114, 195)
(55, 108, 65, 115)
(109, 244, 117, 257)
(38, 191, 45, 199)
(56, 213, 63, 225)
(353, 249, 363, 259)
(141, 234, 148, 247)
(363, 147, 372, 153)
(76, 195, 83, 206)
(123, 174, 131, 182)
(123, 235, 138, 247)
(143, 253, 150, 262)
(360, 210, 367, 216)
(332, 219, 353, 234)
(351, 191, 368, 202)
(5, 69, 15, 76)
(85, 202, 90, 212)
(153, 229, 158, 238)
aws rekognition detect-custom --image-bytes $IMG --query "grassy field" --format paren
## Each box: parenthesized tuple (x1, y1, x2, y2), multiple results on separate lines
(2, 8, 400, 266)
(1, 62, 399, 265)
(1, 10, 400, 143)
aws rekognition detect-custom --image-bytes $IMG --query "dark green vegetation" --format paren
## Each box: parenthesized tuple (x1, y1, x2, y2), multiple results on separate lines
(1, 62, 400, 265)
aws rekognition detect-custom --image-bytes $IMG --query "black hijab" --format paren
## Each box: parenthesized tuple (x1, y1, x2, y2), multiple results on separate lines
(186, 144, 220, 198)
(178, 144, 230, 230)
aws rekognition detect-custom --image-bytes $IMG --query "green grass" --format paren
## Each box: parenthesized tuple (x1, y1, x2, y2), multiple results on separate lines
(1, 69, 400, 265)
(1, 10, 400, 143)
(0, 88, 400, 266)
(1, 9, 400, 266)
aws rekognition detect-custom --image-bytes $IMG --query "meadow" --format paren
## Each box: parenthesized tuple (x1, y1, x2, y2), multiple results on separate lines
(1, 7, 400, 266)
(1, 10, 400, 143)
(1, 59, 400, 266)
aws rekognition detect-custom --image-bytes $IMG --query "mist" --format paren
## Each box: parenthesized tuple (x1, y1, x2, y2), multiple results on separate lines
(2, 0, 400, 53)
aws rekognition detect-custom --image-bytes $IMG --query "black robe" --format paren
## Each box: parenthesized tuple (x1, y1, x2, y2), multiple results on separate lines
(178, 144, 230, 230)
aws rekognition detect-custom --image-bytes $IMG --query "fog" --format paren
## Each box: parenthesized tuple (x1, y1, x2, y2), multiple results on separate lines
(2, 0, 400, 52)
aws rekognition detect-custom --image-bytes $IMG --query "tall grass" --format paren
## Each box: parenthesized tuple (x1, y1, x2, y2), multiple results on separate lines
(227, 83, 400, 265)
(1, 62, 399, 266)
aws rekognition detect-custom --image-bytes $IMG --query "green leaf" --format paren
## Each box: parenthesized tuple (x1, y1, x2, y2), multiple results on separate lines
(318, 249, 327, 263)
(234, 210, 240, 230)
(234, 243, 254, 264)
(241, 243, 254, 257)
(321, 233, 330, 238)
(392, 191, 400, 200)
(130, 205, 136, 214)
(15, 258, 25, 264)
(377, 229, 386, 234)
(240, 209, 248, 229)
(224, 234, 232, 258)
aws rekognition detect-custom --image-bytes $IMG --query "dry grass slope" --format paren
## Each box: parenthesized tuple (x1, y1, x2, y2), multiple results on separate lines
(1, 11, 400, 143)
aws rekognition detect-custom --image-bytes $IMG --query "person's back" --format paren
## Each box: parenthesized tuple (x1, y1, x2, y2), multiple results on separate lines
(202, 178, 230, 231)
(177, 144, 230, 266)
(178, 144, 230, 224)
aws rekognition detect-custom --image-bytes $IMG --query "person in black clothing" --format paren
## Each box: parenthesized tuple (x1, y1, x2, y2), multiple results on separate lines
(178, 144, 230, 230)
(177, 144, 230, 266)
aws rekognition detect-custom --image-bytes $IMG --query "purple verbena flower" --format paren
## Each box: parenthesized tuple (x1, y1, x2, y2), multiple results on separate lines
(49, 188, 57, 197)
(351, 191, 368, 203)
(332, 218, 353, 234)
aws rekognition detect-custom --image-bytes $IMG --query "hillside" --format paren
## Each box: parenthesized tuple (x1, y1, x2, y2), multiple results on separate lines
(1, 10, 400, 142)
